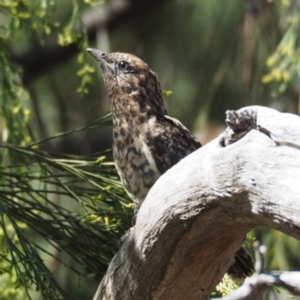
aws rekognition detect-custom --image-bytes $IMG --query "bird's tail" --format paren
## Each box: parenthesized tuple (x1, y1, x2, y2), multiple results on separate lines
(227, 247, 255, 280)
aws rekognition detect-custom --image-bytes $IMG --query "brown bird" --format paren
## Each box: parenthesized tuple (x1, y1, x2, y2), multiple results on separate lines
(87, 48, 254, 280)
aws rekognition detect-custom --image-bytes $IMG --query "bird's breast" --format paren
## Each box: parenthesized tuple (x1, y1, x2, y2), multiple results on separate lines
(112, 120, 161, 206)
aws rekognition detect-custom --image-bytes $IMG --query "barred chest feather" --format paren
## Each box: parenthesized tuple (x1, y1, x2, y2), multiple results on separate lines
(112, 116, 161, 208)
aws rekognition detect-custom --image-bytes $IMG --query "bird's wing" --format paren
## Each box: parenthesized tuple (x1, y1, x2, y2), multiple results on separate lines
(148, 115, 202, 174)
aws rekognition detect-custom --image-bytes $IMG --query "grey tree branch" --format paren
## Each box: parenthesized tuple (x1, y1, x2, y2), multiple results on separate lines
(220, 272, 300, 300)
(93, 106, 300, 300)
(253, 240, 266, 275)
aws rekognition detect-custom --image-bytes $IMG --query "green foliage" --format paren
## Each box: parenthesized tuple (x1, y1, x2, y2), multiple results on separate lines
(262, 0, 300, 96)
(0, 219, 29, 300)
(0, 0, 54, 39)
(256, 228, 300, 271)
(162, 90, 173, 97)
(213, 274, 239, 297)
(0, 117, 133, 299)
(0, 1, 133, 299)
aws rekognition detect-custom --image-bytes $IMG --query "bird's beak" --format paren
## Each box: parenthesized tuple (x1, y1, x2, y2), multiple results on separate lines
(86, 48, 106, 62)
(86, 48, 114, 74)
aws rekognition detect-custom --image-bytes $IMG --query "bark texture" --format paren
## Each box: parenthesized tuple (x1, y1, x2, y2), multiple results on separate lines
(93, 106, 300, 300)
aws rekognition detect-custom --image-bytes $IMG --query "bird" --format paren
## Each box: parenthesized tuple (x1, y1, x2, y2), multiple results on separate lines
(87, 48, 254, 280)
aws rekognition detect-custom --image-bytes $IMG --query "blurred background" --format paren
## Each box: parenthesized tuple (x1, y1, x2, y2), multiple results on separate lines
(1, 0, 300, 299)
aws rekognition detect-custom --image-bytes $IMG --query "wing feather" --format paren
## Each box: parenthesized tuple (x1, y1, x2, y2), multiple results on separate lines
(148, 115, 202, 174)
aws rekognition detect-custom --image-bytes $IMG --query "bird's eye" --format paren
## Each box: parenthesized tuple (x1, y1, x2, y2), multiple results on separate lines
(118, 61, 130, 71)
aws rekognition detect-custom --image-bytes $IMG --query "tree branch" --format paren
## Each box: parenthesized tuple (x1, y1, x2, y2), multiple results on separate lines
(93, 106, 300, 300)
(220, 272, 300, 300)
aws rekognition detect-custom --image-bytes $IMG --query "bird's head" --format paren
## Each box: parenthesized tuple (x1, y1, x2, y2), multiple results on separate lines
(87, 48, 167, 116)
(87, 48, 161, 96)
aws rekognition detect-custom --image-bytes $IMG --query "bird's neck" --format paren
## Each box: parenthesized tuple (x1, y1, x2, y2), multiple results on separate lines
(109, 90, 167, 126)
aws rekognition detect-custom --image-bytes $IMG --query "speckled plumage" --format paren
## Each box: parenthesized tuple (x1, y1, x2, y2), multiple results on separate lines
(87, 48, 254, 280)
(87, 49, 200, 207)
